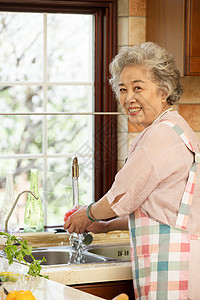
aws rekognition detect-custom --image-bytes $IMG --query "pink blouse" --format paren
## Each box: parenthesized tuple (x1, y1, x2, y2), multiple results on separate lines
(106, 111, 200, 235)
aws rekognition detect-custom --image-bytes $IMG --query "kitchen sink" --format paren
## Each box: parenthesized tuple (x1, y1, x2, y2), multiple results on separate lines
(24, 247, 108, 265)
(23, 244, 131, 266)
(86, 244, 131, 261)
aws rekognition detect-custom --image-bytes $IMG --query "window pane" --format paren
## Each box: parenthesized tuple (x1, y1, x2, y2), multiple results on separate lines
(47, 115, 93, 154)
(47, 14, 93, 82)
(47, 85, 93, 112)
(0, 86, 43, 112)
(0, 115, 42, 155)
(0, 12, 43, 82)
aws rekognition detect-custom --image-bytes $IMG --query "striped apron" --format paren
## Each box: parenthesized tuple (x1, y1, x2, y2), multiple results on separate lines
(129, 121, 200, 300)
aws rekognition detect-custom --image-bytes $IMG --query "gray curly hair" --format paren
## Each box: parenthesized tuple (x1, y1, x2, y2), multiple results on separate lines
(109, 42, 184, 105)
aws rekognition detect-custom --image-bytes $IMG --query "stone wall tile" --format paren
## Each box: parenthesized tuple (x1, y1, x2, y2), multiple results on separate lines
(129, 0, 146, 16)
(118, 132, 129, 160)
(180, 76, 200, 104)
(129, 17, 146, 45)
(179, 104, 200, 131)
(118, 0, 129, 16)
(118, 17, 129, 46)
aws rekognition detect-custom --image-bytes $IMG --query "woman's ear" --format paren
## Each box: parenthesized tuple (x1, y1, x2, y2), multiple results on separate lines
(161, 88, 168, 103)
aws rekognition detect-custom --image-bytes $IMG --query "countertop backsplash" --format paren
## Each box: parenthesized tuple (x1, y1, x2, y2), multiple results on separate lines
(0, 230, 130, 250)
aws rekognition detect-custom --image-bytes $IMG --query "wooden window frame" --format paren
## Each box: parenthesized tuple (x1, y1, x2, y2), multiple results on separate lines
(0, 0, 118, 202)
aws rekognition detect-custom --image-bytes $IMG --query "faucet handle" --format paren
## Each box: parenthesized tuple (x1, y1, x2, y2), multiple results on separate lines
(82, 233, 93, 245)
(71, 232, 93, 246)
(72, 157, 79, 178)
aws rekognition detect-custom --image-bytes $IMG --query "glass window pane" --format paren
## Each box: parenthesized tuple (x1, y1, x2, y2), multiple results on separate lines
(47, 115, 93, 155)
(0, 12, 43, 82)
(47, 14, 93, 82)
(47, 85, 93, 112)
(0, 115, 42, 155)
(0, 86, 43, 112)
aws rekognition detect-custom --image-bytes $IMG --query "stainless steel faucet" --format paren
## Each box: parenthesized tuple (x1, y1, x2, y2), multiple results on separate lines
(71, 157, 93, 246)
(5, 189, 38, 233)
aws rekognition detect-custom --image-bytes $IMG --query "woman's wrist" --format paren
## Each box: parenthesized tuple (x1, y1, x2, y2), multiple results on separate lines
(103, 221, 111, 233)
(89, 204, 97, 220)
(86, 203, 101, 222)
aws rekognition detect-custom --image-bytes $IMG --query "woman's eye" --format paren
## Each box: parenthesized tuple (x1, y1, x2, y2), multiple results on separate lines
(119, 88, 126, 93)
(134, 86, 141, 92)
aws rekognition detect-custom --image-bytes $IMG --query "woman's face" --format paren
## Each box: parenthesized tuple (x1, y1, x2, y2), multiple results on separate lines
(119, 65, 169, 128)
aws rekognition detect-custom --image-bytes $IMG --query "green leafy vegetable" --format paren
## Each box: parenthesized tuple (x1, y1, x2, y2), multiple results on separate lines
(0, 232, 49, 279)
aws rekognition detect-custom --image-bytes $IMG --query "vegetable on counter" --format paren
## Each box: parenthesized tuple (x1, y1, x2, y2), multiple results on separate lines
(0, 232, 48, 279)
(5, 290, 36, 300)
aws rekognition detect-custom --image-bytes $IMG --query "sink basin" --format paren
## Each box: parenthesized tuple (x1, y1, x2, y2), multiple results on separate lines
(24, 247, 107, 265)
(86, 244, 131, 261)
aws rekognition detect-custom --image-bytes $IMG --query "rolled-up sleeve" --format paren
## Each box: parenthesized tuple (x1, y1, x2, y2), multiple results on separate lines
(106, 146, 159, 217)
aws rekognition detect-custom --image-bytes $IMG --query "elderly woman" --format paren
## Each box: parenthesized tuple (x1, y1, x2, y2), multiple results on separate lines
(64, 42, 200, 299)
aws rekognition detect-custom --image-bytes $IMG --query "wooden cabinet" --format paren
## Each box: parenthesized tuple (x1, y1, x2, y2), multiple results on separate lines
(185, 0, 200, 74)
(71, 280, 135, 300)
(146, 0, 200, 76)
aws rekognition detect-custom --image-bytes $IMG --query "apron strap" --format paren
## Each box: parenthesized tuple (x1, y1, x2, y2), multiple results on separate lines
(162, 120, 200, 230)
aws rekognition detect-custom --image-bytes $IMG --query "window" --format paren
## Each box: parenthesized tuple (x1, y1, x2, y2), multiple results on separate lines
(0, 0, 118, 229)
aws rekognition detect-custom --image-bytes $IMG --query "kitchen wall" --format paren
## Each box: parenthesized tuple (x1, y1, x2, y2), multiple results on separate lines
(117, 0, 200, 169)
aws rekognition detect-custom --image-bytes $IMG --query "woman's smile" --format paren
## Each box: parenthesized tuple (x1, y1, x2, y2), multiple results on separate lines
(128, 107, 142, 115)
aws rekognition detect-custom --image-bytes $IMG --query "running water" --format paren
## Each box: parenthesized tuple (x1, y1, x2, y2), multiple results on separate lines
(68, 233, 85, 264)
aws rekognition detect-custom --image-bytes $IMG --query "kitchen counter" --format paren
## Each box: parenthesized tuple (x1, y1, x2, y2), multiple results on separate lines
(40, 261, 132, 286)
(32, 278, 104, 299)
(3, 258, 132, 300)
(0, 231, 132, 299)
(3, 262, 104, 300)
(33, 278, 104, 299)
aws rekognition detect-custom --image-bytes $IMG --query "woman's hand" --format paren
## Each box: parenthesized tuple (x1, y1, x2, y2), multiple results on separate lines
(63, 205, 92, 234)
(87, 216, 129, 234)
(63, 196, 119, 234)
(86, 221, 109, 234)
